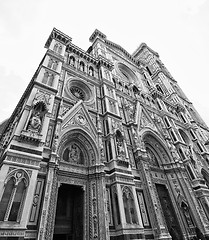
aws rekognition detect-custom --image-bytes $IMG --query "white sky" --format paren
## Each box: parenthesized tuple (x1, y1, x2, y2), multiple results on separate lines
(0, 0, 209, 126)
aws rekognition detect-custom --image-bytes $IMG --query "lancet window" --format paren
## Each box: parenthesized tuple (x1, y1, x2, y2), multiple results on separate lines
(89, 66, 94, 76)
(42, 71, 55, 87)
(122, 187, 137, 224)
(53, 42, 62, 55)
(69, 56, 75, 66)
(0, 170, 29, 222)
(79, 61, 85, 71)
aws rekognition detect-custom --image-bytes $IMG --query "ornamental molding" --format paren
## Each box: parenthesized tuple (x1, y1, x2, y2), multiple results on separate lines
(139, 109, 157, 132)
(61, 100, 97, 140)
(33, 89, 51, 111)
(0, 230, 25, 237)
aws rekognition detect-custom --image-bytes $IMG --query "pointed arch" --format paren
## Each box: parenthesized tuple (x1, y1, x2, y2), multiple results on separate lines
(122, 186, 137, 224)
(201, 169, 209, 187)
(57, 129, 99, 166)
(178, 129, 191, 144)
(0, 169, 29, 222)
(140, 129, 172, 165)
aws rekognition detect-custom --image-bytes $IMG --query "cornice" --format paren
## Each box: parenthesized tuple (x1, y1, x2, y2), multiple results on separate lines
(105, 39, 138, 65)
(132, 42, 159, 58)
(89, 29, 106, 42)
(67, 43, 113, 70)
(45, 27, 72, 48)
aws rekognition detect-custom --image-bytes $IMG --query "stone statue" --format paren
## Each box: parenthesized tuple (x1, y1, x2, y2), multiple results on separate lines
(166, 139, 180, 161)
(28, 112, 42, 132)
(69, 144, 80, 162)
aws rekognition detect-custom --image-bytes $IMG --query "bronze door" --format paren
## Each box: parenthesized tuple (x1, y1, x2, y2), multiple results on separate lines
(156, 184, 184, 240)
(53, 184, 84, 240)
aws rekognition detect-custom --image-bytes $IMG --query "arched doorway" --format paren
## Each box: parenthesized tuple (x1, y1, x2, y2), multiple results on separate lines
(53, 130, 97, 240)
(143, 134, 184, 240)
(53, 184, 84, 240)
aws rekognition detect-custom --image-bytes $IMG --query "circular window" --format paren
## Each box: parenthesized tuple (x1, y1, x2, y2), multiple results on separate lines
(117, 63, 138, 83)
(65, 79, 92, 102)
(70, 86, 85, 100)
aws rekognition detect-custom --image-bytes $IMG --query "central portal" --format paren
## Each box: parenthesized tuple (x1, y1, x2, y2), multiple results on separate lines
(53, 184, 84, 240)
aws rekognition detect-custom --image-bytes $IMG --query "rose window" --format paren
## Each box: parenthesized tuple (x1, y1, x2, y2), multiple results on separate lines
(65, 79, 92, 102)
(70, 86, 85, 100)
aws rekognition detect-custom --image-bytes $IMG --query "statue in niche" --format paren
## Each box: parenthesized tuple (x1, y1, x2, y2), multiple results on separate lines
(132, 128, 140, 149)
(127, 103, 135, 121)
(69, 144, 80, 162)
(28, 112, 42, 132)
(181, 202, 193, 226)
(146, 148, 158, 166)
(185, 146, 192, 159)
(117, 140, 125, 156)
(186, 145, 202, 177)
(63, 143, 81, 163)
(116, 130, 125, 158)
(166, 139, 180, 161)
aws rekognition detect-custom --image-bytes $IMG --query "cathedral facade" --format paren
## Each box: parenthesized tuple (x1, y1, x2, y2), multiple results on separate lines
(0, 28, 209, 240)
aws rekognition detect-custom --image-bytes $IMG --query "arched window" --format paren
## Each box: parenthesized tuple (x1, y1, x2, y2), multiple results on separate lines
(119, 81, 123, 90)
(179, 147, 186, 160)
(69, 56, 75, 66)
(53, 43, 58, 52)
(89, 66, 94, 76)
(42, 72, 54, 87)
(156, 84, 164, 94)
(48, 58, 53, 68)
(133, 85, 139, 95)
(80, 61, 85, 71)
(170, 130, 178, 142)
(178, 129, 190, 144)
(42, 72, 49, 84)
(58, 45, 62, 54)
(52, 61, 58, 71)
(146, 80, 151, 87)
(125, 85, 129, 94)
(0, 178, 14, 221)
(114, 192, 121, 225)
(123, 193, 131, 223)
(122, 188, 137, 224)
(112, 78, 116, 88)
(8, 179, 26, 221)
(0, 171, 28, 222)
(48, 74, 54, 87)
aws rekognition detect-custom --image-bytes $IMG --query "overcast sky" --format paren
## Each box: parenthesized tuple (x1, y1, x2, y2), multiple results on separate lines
(0, 0, 209, 126)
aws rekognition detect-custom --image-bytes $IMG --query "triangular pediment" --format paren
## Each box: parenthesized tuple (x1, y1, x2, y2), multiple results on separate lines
(138, 107, 157, 132)
(61, 100, 97, 139)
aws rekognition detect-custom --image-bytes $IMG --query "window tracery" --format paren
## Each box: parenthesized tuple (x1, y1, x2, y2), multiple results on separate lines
(122, 187, 137, 224)
(69, 55, 75, 66)
(116, 130, 125, 158)
(42, 71, 55, 87)
(89, 66, 94, 76)
(0, 169, 29, 222)
(79, 61, 85, 71)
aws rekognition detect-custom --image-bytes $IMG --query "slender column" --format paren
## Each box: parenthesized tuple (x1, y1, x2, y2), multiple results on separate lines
(136, 152, 172, 240)
(37, 154, 58, 240)
(176, 168, 209, 236)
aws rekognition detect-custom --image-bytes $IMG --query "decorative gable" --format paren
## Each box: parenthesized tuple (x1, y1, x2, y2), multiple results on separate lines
(61, 100, 97, 140)
(138, 108, 157, 132)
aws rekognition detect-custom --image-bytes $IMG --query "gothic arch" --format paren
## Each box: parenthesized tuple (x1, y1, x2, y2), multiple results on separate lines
(201, 169, 209, 187)
(57, 129, 99, 166)
(140, 129, 172, 165)
(178, 128, 191, 144)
